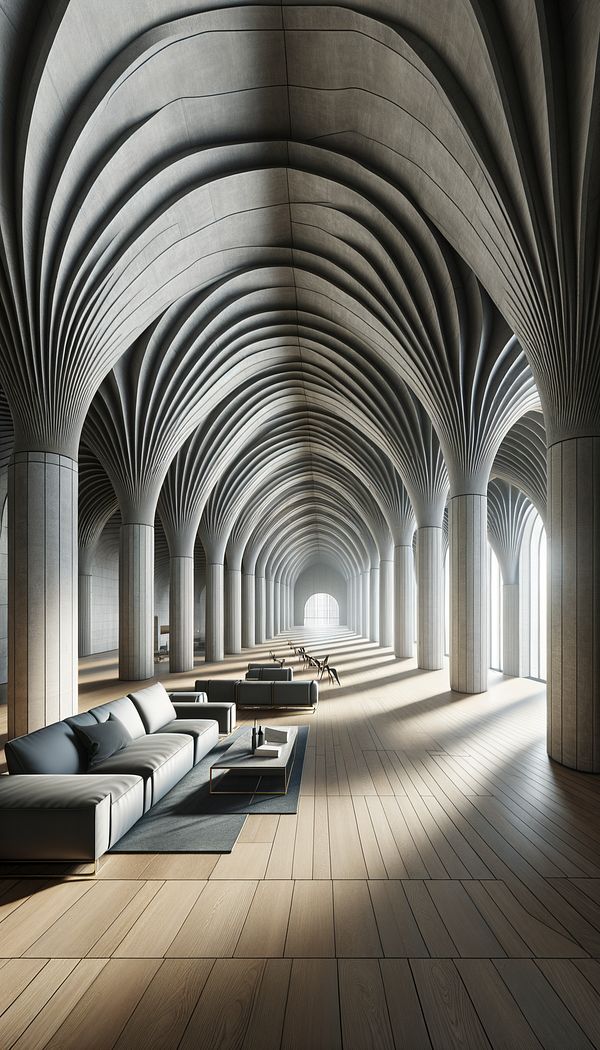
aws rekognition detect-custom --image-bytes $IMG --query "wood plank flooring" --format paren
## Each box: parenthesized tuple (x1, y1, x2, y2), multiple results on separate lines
(1, 630, 600, 1048)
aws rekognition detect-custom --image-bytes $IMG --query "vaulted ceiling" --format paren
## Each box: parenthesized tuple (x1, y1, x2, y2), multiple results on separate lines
(1, 2, 598, 577)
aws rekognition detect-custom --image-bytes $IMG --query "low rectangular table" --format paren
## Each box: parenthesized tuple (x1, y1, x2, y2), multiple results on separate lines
(209, 727, 298, 795)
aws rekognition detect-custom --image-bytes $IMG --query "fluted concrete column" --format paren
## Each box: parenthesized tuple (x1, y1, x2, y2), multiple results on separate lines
(416, 526, 444, 670)
(449, 494, 488, 693)
(369, 566, 380, 642)
(78, 573, 93, 658)
(353, 574, 361, 632)
(361, 571, 370, 638)
(242, 571, 255, 647)
(379, 558, 394, 646)
(255, 574, 266, 643)
(394, 544, 415, 659)
(266, 577, 275, 639)
(225, 568, 242, 654)
(78, 547, 94, 659)
(273, 578, 280, 637)
(548, 437, 600, 771)
(205, 561, 224, 662)
(502, 583, 520, 677)
(8, 453, 78, 736)
(169, 556, 194, 672)
(119, 521, 154, 681)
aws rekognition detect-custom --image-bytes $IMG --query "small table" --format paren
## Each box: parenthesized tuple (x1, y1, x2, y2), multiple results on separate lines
(209, 727, 298, 795)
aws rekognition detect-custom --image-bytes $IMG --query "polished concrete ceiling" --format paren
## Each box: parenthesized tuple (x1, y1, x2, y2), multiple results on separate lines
(0, 1, 598, 574)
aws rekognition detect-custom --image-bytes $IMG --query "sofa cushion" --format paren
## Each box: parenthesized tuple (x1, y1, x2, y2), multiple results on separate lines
(129, 682, 177, 734)
(4, 721, 86, 775)
(272, 681, 318, 707)
(90, 733, 194, 810)
(65, 712, 99, 730)
(72, 715, 133, 769)
(158, 718, 219, 763)
(194, 680, 238, 703)
(91, 697, 147, 739)
(235, 681, 273, 706)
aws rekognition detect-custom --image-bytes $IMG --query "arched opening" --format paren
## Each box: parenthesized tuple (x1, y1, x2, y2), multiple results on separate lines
(488, 544, 503, 672)
(520, 508, 547, 682)
(304, 593, 340, 626)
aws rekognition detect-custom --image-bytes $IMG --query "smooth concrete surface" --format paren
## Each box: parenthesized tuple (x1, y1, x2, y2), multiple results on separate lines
(416, 526, 444, 671)
(8, 453, 78, 736)
(449, 494, 488, 694)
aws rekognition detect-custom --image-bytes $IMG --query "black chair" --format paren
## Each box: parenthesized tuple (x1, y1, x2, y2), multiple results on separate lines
(318, 655, 329, 680)
(325, 664, 341, 686)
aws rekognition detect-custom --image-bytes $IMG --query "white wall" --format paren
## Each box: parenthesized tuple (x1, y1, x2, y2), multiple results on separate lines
(89, 519, 120, 654)
(293, 563, 348, 625)
(194, 537, 206, 650)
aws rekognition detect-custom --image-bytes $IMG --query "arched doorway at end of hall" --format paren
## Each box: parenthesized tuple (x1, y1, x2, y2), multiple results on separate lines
(304, 593, 340, 627)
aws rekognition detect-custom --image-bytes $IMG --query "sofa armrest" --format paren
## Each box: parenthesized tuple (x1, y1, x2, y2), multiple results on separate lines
(0, 774, 144, 862)
(172, 702, 236, 733)
(169, 691, 207, 703)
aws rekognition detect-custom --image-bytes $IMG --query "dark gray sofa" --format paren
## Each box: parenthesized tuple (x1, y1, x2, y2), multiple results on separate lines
(195, 678, 318, 710)
(0, 682, 220, 866)
(245, 665, 293, 681)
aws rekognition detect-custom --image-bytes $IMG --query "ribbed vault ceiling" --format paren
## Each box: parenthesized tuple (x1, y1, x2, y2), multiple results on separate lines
(1, 1, 595, 582)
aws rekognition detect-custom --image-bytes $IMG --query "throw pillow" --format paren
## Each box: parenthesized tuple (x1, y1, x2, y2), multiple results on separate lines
(73, 714, 132, 769)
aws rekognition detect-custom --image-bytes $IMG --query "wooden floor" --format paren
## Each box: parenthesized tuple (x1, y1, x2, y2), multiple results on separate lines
(2, 630, 600, 1049)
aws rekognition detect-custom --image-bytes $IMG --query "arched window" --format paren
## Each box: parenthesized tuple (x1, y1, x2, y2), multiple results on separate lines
(488, 544, 503, 671)
(304, 593, 340, 626)
(520, 509, 547, 681)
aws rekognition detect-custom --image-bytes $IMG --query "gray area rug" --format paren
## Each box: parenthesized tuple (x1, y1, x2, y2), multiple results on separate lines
(109, 725, 309, 854)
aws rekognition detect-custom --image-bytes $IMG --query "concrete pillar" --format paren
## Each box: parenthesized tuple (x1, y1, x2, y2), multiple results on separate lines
(449, 494, 488, 693)
(169, 555, 194, 672)
(502, 583, 520, 677)
(205, 561, 224, 662)
(78, 546, 94, 659)
(379, 558, 394, 647)
(416, 526, 444, 671)
(369, 565, 380, 642)
(119, 521, 154, 681)
(242, 571, 255, 648)
(78, 573, 93, 658)
(273, 578, 280, 637)
(394, 544, 415, 659)
(8, 453, 78, 736)
(266, 577, 275, 639)
(225, 568, 242, 654)
(547, 437, 600, 771)
(255, 574, 266, 643)
(353, 574, 361, 632)
(361, 571, 370, 638)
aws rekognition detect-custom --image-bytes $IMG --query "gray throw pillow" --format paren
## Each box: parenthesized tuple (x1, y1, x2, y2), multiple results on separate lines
(73, 714, 132, 768)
